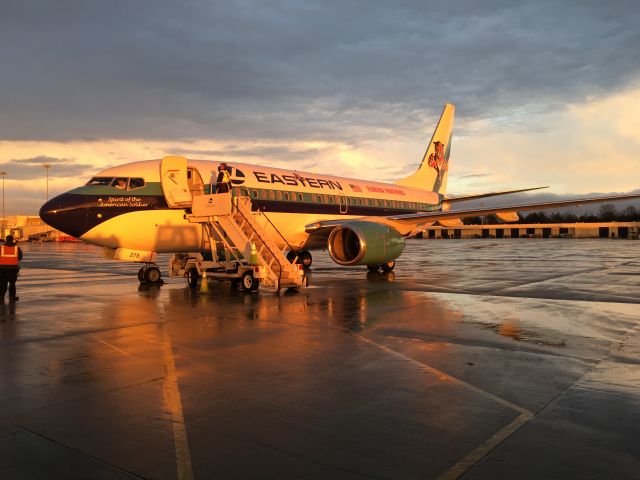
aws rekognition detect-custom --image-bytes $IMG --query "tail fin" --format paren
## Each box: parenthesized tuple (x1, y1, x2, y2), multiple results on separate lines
(396, 103, 455, 194)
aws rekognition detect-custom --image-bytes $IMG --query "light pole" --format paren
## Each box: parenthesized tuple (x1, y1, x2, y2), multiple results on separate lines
(43, 163, 51, 200)
(0, 171, 5, 235)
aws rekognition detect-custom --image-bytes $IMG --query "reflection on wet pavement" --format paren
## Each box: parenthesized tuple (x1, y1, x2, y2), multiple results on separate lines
(1, 239, 639, 479)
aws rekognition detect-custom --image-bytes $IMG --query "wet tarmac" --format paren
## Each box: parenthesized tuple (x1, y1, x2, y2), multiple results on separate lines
(1, 239, 639, 479)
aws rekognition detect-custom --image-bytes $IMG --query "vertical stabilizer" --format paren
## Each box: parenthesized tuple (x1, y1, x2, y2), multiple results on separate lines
(396, 103, 455, 194)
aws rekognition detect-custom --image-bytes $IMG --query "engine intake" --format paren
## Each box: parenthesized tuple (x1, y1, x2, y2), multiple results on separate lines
(328, 221, 405, 266)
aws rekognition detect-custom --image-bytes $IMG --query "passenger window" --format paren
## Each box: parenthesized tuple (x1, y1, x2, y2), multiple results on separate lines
(268, 190, 275, 200)
(276, 191, 282, 201)
(129, 178, 145, 190)
(260, 190, 267, 200)
(86, 177, 114, 186)
(316, 195, 323, 203)
(112, 177, 128, 190)
(284, 192, 289, 201)
(251, 190, 258, 198)
(298, 193, 304, 202)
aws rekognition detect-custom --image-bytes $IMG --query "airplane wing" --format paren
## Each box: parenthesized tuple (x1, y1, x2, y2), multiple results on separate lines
(305, 193, 640, 237)
(443, 186, 548, 204)
(388, 193, 640, 224)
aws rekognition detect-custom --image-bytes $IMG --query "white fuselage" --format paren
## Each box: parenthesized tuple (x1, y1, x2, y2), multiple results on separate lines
(44, 159, 442, 255)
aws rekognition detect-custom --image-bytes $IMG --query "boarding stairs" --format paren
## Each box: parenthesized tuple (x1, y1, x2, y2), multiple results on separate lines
(187, 193, 305, 292)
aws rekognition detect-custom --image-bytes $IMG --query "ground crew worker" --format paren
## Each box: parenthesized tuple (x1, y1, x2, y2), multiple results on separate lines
(0, 235, 23, 302)
(216, 163, 231, 193)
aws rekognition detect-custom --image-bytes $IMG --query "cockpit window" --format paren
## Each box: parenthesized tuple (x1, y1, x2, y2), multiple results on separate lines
(86, 177, 114, 186)
(112, 177, 128, 190)
(128, 178, 145, 189)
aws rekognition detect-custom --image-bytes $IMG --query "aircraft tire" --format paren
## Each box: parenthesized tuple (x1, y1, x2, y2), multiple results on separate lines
(381, 261, 395, 272)
(300, 251, 312, 269)
(144, 266, 162, 283)
(367, 265, 380, 273)
(138, 267, 146, 282)
(286, 251, 297, 263)
(187, 268, 200, 288)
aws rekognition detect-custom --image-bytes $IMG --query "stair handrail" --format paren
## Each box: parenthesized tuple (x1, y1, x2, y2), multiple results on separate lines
(257, 209, 296, 256)
(232, 197, 285, 291)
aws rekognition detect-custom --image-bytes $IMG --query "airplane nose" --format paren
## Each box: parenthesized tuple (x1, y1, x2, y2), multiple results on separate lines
(40, 193, 90, 238)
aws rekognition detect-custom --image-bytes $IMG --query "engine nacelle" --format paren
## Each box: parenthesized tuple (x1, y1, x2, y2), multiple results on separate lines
(328, 221, 405, 266)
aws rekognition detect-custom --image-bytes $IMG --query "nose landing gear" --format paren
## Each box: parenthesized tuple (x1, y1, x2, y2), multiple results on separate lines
(138, 265, 163, 284)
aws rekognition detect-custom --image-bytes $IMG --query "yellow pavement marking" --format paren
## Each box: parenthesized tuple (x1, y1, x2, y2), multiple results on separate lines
(356, 335, 532, 415)
(97, 339, 140, 361)
(437, 413, 532, 480)
(97, 327, 194, 480)
(159, 308, 194, 480)
(355, 335, 534, 479)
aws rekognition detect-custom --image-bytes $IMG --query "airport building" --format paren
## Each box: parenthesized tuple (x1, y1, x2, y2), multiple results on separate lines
(419, 222, 640, 239)
(1, 215, 62, 241)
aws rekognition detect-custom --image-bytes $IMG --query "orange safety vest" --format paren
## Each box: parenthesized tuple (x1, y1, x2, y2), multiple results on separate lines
(0, 245, 19, 266)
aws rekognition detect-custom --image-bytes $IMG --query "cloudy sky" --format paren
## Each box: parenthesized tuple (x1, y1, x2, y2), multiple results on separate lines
(1, 0, 640, 214)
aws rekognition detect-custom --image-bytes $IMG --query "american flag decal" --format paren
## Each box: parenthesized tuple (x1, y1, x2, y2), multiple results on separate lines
(349, 184, 362, 192)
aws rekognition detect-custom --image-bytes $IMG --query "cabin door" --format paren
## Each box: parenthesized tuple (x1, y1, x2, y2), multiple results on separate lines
(160, 156, 193, 208)
(187, 167, 205, 196)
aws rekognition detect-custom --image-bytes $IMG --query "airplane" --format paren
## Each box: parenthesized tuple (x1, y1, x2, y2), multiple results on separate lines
(40, 104, 640, 284)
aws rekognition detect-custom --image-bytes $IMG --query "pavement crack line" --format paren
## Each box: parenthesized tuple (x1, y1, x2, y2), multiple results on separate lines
(488, 258, 639, 295)
(354, 334, 534, 480)
(199, 427, 376, 480)
(0, 320, 163, 346)
(0, 418, 150, 480)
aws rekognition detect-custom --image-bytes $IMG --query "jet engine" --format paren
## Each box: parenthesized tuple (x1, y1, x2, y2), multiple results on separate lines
(327, 221, 405, 266)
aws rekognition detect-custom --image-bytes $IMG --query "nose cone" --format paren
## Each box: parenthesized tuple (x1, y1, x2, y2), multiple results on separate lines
(40, 194, 90, 238)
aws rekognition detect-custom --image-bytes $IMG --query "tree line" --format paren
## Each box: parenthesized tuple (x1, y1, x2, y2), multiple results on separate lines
(463, 204, 640, 225)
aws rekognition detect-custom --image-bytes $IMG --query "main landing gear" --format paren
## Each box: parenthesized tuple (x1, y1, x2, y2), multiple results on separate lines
(287, 250, 312, 269)
(366, 261, 395, 273)
(138, 265, 163, 284)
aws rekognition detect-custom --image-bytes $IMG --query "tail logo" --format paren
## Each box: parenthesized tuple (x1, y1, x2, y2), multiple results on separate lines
(427, 141, 448, 191)
(230, 167, 246, 185)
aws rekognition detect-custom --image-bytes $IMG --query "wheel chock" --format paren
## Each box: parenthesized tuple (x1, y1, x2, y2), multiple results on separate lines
(200, 271, 208, 293)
